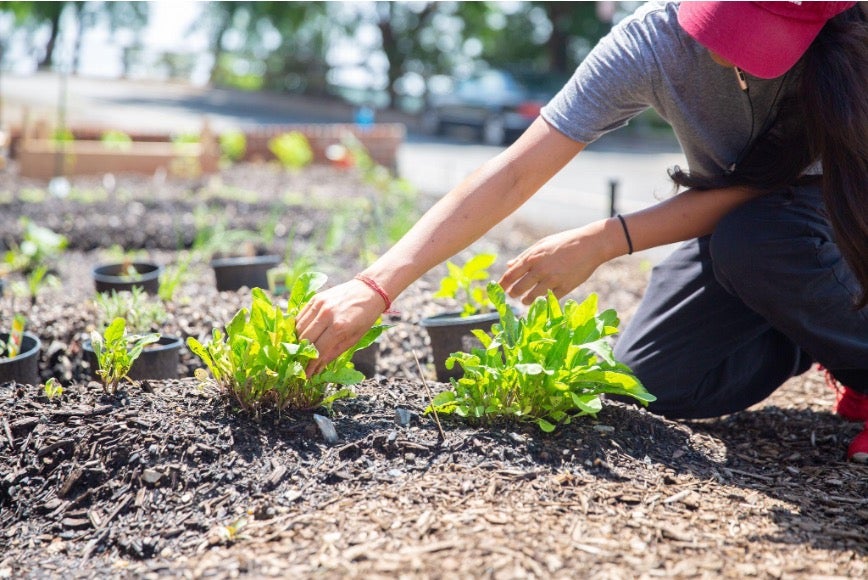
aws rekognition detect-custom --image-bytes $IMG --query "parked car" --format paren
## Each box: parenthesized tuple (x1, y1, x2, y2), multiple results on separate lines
(422, 69, 568, 145)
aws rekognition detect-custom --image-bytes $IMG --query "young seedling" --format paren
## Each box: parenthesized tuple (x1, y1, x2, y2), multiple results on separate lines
(2, 218, 68, 276)
(94, 287, 167, 334)
(427, 282, 656, 432)
(43, 378, 64, 400)
(90, 317, 160, 394)
(187, 273, 387, 415)
(433, 252, 497, 316)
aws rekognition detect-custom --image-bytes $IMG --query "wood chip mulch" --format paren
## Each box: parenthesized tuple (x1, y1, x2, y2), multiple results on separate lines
(1, 161, 866, 578)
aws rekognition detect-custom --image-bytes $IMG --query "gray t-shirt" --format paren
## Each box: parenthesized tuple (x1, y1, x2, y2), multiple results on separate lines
(541, 1, 797, 179)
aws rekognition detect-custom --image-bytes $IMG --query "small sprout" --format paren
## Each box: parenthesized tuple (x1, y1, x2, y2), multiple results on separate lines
(43, 378, 63, 400)
(218, 517, 247, 543)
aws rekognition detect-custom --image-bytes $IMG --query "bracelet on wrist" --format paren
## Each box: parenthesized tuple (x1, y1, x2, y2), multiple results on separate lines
(354, 274, 399, 315)
(616, 214, 634, 255)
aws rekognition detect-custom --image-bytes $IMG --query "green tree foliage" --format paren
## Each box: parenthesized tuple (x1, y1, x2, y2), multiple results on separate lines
(0, 1, 148, 73)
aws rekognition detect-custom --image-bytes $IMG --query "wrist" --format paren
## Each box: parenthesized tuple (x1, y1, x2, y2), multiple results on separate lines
(354, 274, 399, 315)
(596, 217, 631, 261)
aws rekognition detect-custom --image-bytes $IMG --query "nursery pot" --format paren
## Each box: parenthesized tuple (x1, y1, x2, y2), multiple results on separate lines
(351, 340, 380, 377)
(419, 310, 501, 382)
(0, 331, 41, 385)
(211, 255, 281, 292)
(93, 262, 162, 295)
(83, 335, 183, 381)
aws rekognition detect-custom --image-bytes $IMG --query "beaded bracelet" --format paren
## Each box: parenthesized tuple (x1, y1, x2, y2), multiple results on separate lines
(354, 274, 399, 315)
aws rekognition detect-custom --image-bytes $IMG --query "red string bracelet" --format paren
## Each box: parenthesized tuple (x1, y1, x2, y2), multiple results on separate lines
(354, 274, 399, 315)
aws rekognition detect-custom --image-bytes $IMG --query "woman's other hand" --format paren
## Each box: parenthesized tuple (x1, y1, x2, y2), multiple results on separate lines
(499, 218, 623, 304)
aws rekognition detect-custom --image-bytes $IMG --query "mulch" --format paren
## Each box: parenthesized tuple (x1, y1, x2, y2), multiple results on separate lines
(0, 161, 866, 578)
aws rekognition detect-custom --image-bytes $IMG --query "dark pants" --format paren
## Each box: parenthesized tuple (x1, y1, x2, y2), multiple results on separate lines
(614, 184, 868, 419)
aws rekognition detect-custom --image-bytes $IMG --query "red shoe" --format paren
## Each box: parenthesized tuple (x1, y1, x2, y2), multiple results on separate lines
(847, 423, 868, 463)
(823, 367, 868, 422)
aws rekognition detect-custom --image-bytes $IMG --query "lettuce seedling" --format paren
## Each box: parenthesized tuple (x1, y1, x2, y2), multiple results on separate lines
(427, 282, 655, 432)
(43, 378, 63, 400)
(90, 317, 160, 394)
(433, 252, 497, 316)
(187, 273, 386, 415)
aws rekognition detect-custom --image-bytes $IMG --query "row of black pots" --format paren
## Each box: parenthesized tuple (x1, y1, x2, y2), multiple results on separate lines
(92, 255, 283, 296)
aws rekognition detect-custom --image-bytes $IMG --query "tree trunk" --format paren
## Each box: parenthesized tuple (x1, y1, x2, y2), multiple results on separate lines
(37, 10, 63, 71)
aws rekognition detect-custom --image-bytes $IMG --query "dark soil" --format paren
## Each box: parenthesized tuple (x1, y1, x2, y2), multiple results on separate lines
(1, 161, 866, 578)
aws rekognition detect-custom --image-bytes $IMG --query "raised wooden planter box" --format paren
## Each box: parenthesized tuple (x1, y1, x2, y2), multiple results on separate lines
(14, 115, 220, 180)
(244, 123, 406, 171)
(18, 140, 219, 180)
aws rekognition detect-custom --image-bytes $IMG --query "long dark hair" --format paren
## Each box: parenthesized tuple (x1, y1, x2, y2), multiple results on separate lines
(670, 5, 868, 309)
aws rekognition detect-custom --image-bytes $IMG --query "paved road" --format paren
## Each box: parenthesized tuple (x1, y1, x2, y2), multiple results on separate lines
(2, 72, 685, 260)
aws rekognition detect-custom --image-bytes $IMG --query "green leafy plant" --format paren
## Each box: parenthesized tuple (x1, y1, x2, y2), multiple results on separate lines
(2, 217, 68, 275)
(90, 317, 160, 394)
(427, 282, 655, 432)
(187, 274, 386, 415)
(101, 130, 133, 151)
(219, 130, 247, 162)
(10, 264, 59, 307)
(158, 255, 192, 302)
(43, 377, 63, 400)
(268, 131, 313, 172)
(94, 287, 167, 334)
(52, 128, 75, 143)
(0, 314, 26, 358)
(433, 253, 497, 316)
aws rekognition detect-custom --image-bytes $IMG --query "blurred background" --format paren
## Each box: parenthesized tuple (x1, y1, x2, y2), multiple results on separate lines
(0, 1, 683, 245)
(0, 1, 677, 135)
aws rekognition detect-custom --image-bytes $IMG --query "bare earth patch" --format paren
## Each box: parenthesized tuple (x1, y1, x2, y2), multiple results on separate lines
(1, 162, 865, 578)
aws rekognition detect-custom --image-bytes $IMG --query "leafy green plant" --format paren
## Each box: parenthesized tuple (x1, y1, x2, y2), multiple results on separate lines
(158, 255, 192, 302)
(101, 130, 133, 151)
(219, 130, 247, 162)
(187, 274, 386, 415)
(0, 314, 26, 358)
(43, 377, 63, 400)
(427, 283, 655, 432)
(433, 253, 497, 316)
(2, 217, 67, 275)
(52, 128, 75, 143)
(94, 287, 167, 334)
(268, 131, 313, 172)
(90, 317, 160, 394)
(10, 264, 59, 307)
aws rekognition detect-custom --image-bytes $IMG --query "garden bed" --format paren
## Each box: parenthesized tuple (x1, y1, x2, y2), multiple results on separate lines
(0, 161, 865, 578)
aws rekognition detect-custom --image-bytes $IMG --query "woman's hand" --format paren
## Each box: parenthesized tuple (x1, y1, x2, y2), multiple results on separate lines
(499, 219, 622, 304)
(296, 278, 386, 376)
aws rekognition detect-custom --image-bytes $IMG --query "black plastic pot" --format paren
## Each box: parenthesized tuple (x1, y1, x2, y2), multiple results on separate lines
(83, 335, 183, 381)
(211, 255, 281, 292)
(0, 331, 41, 385)
(419, 310, 500, 382)
(93, 262, 162, 295)
(351, 341, 379, 377)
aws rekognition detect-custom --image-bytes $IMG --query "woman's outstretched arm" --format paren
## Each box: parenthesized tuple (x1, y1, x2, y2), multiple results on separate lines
(297, 117, 586, 374)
